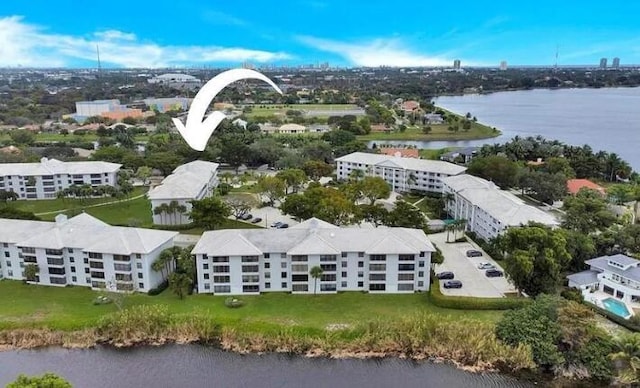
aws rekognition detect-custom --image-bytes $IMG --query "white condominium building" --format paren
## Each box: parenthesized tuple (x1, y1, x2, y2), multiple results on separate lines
(442, 174, 559, 241)
(148, 161, 220, 226)
(192, 218, 434, 295)
(0, 158, 121, 200)
(335, 152, 467, 193)
(0, 213, 178, 292)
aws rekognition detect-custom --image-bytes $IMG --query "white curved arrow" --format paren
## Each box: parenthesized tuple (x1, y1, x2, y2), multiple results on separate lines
(172, 69, 283, 151)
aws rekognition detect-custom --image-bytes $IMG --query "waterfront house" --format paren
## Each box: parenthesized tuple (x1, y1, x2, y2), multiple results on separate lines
(0, 213, 178, 292)
(439, 147, 479, 164)
(335, 152, 466, 194)
(566, 179, 606, 196)
(192, 218, 434, 295)
(442, 174, 559, 240)
(567, 254, 640, 319)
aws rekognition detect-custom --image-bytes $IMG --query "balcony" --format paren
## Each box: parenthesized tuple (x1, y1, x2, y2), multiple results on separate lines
(114, 263, 132, 272)
(46, 257, 65, 266)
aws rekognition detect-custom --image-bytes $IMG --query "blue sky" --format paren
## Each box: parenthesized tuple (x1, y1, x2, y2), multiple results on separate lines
(1, 0, 639, 68)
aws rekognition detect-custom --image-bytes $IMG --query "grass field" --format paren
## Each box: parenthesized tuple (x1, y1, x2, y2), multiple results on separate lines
(0, 133, 150, 143)
(245, 104, 361, 119)
(0, 280, 503, 331)
(358, 121, 500, 141)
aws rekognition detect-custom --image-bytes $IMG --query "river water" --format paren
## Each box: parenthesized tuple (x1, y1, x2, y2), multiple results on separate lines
(376, 87, 640, 170)
(0, 345, 533, 387)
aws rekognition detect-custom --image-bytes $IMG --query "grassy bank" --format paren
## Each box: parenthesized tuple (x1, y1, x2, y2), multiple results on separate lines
(0, 281, 502, 332)
(358, 121, 500, 141)
(0, 281, 532, 371)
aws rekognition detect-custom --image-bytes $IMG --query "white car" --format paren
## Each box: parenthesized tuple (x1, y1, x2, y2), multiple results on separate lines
(477, 262, 496, 270)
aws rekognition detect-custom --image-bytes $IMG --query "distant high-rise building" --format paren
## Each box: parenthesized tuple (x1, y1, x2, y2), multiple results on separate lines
(613, 57, 620, 69)
(599, 58, 608, 69)
(500, 61, 508, 71)
(453, 59, 461, 69)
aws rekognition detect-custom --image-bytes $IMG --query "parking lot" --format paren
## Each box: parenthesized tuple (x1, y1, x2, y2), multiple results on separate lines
(232, 206, 300, 229)
(429, 232, 517, 298)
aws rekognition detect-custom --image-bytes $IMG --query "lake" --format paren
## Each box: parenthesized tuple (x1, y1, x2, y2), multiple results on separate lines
(0, 345, 533, 388)
(378, 88, 640, 170)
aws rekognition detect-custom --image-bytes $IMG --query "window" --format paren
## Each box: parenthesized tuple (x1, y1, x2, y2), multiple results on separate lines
(341, 271, 347, 277)
(72, 276, 77, 282)
(398, 273, 414, 281)
(341, 281, 347, 288)
(214, 285, 231, 293)
(213, 266, 230, 273)
(242, 265, 259, 273)
(136, 254, 141, 259)
(204, 283, 210, 290)
(398, 284, 414, 291)
(341, 252, 347, 258)
(358, 261, 364, 268)
(369, 284, 386, 291)
(242, 255, 259, 263)
(264, 253, 270, 259)
(83, 258, 89, 264)
(320, 255, 336, 262)
(203, 263, 209, 270)
(358, 271, 363, 278)
(369, 273, 386, 281)
(399, 254, 415, 261)
(321, 274, 336, 281)
(5, 261, 11, 267)
(265, 272, 271, 279)
(84, 268, 90, 274)
(4, 252, 8, 258)
(418, 271, 424, 277)
(419, 252, 425, 257)
(291, 255, 308, 262)
(398, 264, 415, 271)
(138, 273, 143, 279)
(418, 281, 424, 287)
(213, 275, 230, 283)
(70, 257, 75, 263)
(212, 256, 229, 263)
(292, 274, 308, 282)
(291, 264, 308, 272)
(281, 253, 287, 259)
(136, 262, 142, 269)
(281, 282, 287, 288)
(321, 283, 337, 291)
(281, 272, 287, 278)
(358, 252, 364, 258)
(70, 266, 76, 273)
(292, 284, 308, 292)
(369, 263, 386, 271)
(265, 282, 271, 289)
(320, 264, 336, 271)
(264, 262, 270, 269)
(358, 281, 364, 287)
(281, 262, 287, 269)
(243, 275, 259, 283)
(204, 273, 209, 280)
(370, 255, 386, 261)
(418, 261, 425, 268)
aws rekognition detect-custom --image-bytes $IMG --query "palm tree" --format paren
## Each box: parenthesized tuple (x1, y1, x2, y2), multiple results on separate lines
(309, 266, 323, 295)
(349, 169, 365, 182)
(610, 333, 640, 384)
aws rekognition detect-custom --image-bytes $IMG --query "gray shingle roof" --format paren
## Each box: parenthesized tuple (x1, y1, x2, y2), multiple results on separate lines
(0, 158, 121, 176)
(567, 270, 599, 286)
(586, 255, 640, 282)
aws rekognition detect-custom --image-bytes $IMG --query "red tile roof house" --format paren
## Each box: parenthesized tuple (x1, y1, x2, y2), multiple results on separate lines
(567, 179, 606, 196)
(401, 100, 421, 113)
(379, 148, 420, 158)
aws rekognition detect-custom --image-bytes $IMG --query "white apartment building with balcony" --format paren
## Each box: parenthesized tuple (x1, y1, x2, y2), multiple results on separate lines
(442, 174, 559, 241)
(192, 218, 434, 295)
(148, 161, 219, 226)
(0, 213, 178, 292)
(335, 152, 466, 193)
(0, 158, 121, 200)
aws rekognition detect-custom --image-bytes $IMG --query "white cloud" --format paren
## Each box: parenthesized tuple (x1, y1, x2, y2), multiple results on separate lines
(297, 35, 452, 67)
(0, 16, 291, 68)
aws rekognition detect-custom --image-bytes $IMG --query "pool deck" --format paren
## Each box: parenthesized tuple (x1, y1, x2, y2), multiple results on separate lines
(584, 291, 637, 319)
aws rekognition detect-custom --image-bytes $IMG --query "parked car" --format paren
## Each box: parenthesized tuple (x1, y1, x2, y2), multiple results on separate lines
(239, 213, 253, 220)
(251, 217, 262, 224)
(270, 221, 283, 228)
(466, 250, 483, 257)
(485, 269, 504, 278)
(477, 262, 496, 270)
(276, 223, 289, 229)
(436, 271, 454, 280)
(443, 280, 463, 289)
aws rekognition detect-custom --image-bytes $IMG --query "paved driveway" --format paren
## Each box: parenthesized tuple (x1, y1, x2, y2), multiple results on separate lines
(233, 206, 299, 229)
(429, 232, 516, 298)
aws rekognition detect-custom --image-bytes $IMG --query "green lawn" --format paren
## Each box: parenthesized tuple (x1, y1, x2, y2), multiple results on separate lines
(0, 280, 503, 331)
(359, 121, 500, 141)
(0, 133, 150, 143)
(245, 104, 360, 119)
(419, 148, 454, 160)
(7, 186, 149, 215)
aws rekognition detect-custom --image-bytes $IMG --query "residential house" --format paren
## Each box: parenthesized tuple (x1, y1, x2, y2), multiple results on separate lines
(335, 152, 467, 193)
(0, 213, 177, 292)
(148, 161, 219, 225)
(379, 148, 420, 159)
(0, 158, 121, 200)
(567, 179, 606, 196)
(440, 147, 479, 164)
(423, 113, 445, 125)
(192, 218, 434, 295)
(442, 174, 559, 240)
(568, 254, 640, 318)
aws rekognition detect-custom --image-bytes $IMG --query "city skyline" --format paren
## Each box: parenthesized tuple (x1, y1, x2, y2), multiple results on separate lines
(1, 1, 640, 68)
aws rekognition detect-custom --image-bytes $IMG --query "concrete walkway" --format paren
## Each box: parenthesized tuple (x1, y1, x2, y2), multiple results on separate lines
(35, 193, 147, 216)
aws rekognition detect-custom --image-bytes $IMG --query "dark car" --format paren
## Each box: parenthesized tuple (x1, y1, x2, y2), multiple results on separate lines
(270, 221, 283, 228)
(436, 271, 454, 280)
(443, 280, 463, 289)
(276, 223, 289, 229)
(251, 217, 262, 224)
(238, 213, 253, 220)
(485, 269, 504, 278)
(466, 250, 483, 257)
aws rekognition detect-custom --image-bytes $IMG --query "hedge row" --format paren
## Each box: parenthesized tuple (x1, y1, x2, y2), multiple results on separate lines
(428, 273, 529, 310)
(148, 279, 169, 296)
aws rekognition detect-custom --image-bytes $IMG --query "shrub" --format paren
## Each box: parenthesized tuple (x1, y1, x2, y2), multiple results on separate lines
(148, 279, 169, 296)
(224, 297, 245, 308)
(560, 287, 584, 303)
(429, 273, 529, 310)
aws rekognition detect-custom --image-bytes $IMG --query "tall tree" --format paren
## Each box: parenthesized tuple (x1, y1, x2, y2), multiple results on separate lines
(467, 155, 520, 188)
(385, 201, 426, 229)
(276, 168, 307, 194)
(562, 189, 616, 234)
(309, 266, 324, 295)
(168, 272, 193, 299)
(359, 176, 391, 205)
(256, 176, 286, 206)
(302, 160, 334, 181)
(190, 197, 231, 230)
(497, 224, 571, 296)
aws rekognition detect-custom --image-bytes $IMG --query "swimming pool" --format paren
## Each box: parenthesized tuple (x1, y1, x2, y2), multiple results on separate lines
(602, 298, 632, 319)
